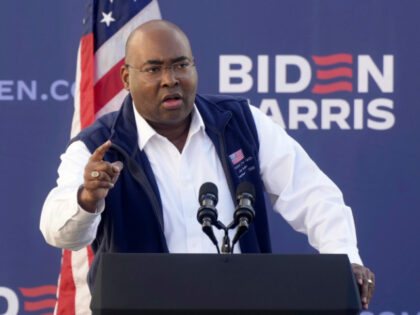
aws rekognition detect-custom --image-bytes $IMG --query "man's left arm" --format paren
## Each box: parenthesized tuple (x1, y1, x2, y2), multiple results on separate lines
(249, 105, 375, 309)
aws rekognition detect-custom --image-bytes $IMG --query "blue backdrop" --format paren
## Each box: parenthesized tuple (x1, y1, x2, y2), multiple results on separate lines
(0, 1, 419, 314)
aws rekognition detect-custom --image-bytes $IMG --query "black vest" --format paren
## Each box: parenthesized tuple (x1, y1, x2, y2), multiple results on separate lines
(72, 94, 272, 290)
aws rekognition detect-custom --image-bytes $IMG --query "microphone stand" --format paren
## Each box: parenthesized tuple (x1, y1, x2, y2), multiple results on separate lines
(205, 211, 253, 254)
(214, 221, 231, 254)
(221, 227, 231, 254)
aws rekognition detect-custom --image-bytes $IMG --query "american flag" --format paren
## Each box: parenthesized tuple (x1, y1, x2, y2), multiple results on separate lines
(229, 149, 245, 165)
(58, 1, 161, 314)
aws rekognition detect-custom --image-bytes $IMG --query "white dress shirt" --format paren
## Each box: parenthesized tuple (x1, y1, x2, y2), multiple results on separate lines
(40, 103, 363, 265)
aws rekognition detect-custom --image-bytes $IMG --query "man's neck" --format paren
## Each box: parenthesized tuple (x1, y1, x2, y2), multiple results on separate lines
(149, 114, 192, 153)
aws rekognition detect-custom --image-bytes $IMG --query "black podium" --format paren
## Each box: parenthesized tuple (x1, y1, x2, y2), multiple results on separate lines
(91, 253, 361, 314)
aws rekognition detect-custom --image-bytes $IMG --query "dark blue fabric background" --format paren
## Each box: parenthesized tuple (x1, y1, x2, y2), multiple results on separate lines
(0, 1, 418, 314)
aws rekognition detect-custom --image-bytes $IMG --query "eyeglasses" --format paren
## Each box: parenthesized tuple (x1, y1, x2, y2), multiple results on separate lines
(125, 60, 195, 82)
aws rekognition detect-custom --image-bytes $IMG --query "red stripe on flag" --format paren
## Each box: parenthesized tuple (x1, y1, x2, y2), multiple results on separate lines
(312, 82, 353, 94)
(87, 245, 95, 266)
(24, 299, 56, 311)
(316, 67, 353, 79)
(56, 250, 76, 315)
(94, 58, 125, 114)
(312, 54, 353, 65)
(19, 285, 57, 297)
(80, 34, 95, 129)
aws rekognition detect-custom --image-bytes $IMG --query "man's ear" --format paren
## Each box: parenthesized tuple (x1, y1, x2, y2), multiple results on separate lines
(121, 65, 130, 91)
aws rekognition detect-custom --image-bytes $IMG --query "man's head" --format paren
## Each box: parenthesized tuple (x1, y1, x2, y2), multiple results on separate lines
(121, 20, 198, 130)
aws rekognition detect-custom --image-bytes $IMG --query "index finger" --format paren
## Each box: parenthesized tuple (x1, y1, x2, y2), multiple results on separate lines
(90, 140, 112, 162)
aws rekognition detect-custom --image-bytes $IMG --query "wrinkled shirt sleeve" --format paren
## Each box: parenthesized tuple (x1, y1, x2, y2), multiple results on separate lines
(40, 141, 104, 251)
(250, 105, 363, 265)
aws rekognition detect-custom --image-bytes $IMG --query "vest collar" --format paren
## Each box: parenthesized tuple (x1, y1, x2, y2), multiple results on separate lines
(108, 94, 138, 156)
(108, 93, 233, 154)
(195, 94, 232, 133)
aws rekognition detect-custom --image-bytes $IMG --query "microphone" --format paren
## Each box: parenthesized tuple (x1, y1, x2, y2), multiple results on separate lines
(197, 182, 220, 253)
(231, 182, 256, 250)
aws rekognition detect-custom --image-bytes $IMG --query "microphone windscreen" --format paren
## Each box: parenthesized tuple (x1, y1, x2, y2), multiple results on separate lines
(199, 182, 218, 203)
(237, 181, 255, 198)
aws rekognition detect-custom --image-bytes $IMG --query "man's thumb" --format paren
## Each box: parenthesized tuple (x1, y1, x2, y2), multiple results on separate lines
(111, 161, 124, 173)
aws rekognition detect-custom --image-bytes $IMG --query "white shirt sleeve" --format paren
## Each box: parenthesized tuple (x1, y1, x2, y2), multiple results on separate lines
(249, 105, 363, 265)
(40, 140, 104, 251)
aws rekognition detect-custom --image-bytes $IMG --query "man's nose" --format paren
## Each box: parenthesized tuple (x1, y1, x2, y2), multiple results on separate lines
(160, 66, 179, 87)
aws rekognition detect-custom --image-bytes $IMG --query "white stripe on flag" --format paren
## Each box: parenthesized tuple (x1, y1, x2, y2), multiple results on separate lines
(71, 248, 92, 315)
(71, 43, 83, 138)
(94, 0, 162, 83)
(53, 250, 64, 315)
(95, 89, 129, 118)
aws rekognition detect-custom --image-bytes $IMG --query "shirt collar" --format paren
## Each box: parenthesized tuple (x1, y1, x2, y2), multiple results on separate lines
(132, 102, 205, 151)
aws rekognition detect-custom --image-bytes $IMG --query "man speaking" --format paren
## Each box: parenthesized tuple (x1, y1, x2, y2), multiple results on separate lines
(40, 20, 375, 309)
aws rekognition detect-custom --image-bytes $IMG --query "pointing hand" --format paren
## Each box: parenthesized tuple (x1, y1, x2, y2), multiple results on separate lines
(78, 140, 123, 212)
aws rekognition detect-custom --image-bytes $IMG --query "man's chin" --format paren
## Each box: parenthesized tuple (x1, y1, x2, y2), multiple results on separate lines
(149, 112, 192, 130)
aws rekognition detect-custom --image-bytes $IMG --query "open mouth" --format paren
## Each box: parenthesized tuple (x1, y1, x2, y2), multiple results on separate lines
(162, 94, 182, 108)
